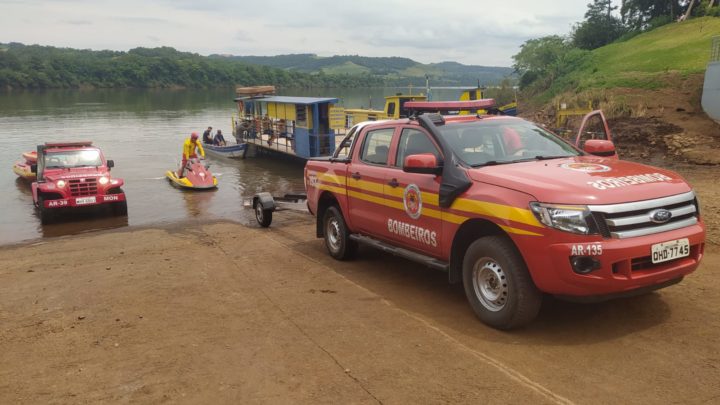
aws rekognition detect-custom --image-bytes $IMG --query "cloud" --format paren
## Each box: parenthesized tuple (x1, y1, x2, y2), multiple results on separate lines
(61, 19, 92, 25)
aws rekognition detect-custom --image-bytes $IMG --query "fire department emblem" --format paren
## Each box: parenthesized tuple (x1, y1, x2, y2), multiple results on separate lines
(561, 163, 611, 173)
(403, 184, 422, 220)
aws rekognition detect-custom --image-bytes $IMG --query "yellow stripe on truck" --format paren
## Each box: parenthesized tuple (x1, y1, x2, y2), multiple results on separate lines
(315, 174, 542, 236)
(451, 199, 542, 228)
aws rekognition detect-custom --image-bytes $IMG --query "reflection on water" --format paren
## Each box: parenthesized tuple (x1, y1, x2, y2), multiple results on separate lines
(181, 187, 218, 217)
(0, 87, 464, 245)
(40, 214, 129, 239)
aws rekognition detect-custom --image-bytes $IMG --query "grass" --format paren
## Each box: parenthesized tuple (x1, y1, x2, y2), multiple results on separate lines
(322, 62, 370, 75)
(537, 17, 720, 101)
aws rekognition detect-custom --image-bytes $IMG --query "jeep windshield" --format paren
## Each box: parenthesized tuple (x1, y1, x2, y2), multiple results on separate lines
(439, 120, 580, 167)
(45, 150, 102, 168)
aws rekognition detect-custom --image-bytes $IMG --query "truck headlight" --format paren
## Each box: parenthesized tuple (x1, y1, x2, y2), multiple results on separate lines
(56, 180, 66, 188)
(99, 176, 109, 185)
(530, 202, 594, 235)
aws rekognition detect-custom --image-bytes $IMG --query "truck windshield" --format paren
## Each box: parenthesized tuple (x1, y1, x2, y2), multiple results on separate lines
(45, 150, 102, 168)
(439, 120, 580, 167)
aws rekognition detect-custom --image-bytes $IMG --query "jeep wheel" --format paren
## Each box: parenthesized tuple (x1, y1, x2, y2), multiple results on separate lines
(113, 200, 128, 216)
(254, 199, 272, 228)
(462, 236, 542, 329)
(323, 206, 356, 260)
(38, 196, 54, 225)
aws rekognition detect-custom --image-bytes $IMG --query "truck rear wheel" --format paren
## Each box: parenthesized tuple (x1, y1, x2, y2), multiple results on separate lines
(462, 236, 542, 329)
(323, 206, 356, 260)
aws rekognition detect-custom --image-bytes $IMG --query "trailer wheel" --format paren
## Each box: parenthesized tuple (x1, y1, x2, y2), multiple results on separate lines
(322, 206, 356, 260)
(462, 236, 542, 329)
(38, 195, 54, 225)
(254, 199, 273, 227)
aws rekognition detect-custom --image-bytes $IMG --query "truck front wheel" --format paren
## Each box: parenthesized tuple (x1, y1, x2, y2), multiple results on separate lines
(112, 200, 128, 216)
(462, 236, 542, 329)
(323, 206, 356, 260)
(38, 195, 54, 225)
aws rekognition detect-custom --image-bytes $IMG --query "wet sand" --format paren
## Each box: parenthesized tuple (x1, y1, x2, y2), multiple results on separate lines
(1, 214, 718, 404)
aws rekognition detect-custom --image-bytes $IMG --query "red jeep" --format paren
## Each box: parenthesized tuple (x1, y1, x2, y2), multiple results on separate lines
(31, 142, 127, 224)
(304, 100, 705, 329)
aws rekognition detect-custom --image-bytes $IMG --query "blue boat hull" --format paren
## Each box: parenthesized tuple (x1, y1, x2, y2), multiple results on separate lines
(203, 143, 248, 159)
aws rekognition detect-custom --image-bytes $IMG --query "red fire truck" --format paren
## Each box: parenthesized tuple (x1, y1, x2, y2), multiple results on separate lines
(304, 100, 705, 329)
(31, 142, 127, 224)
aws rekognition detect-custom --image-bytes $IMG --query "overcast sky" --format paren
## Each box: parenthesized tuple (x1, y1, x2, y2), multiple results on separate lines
(0, 0, 622, 67)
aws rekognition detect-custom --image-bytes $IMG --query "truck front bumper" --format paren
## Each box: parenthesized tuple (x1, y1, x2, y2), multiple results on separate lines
(522, 222, 705, 297)
(43, 193, 126, 209)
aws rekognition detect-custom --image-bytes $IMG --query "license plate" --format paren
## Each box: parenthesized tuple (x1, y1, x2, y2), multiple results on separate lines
(651, 238, 690, 264)
(75, 196, 96, 205)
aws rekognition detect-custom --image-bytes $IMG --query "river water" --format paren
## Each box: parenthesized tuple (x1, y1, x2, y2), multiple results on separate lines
(0, 87, 462, 245)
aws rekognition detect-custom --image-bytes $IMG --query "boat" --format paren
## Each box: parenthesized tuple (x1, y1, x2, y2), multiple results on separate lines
(203, 142, 248, 159)
(165, 159, 217, 190)
(13, 151, 37, 181)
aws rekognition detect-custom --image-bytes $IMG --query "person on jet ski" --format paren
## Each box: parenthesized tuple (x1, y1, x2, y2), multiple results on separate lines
(178, 132, 205, 178)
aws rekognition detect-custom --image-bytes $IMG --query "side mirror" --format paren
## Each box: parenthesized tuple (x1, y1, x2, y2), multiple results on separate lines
(107, 159, 114, 169)
(30, 164, 37, 174)
(583, 140, 617, 157)
(403, 153, 442, 175)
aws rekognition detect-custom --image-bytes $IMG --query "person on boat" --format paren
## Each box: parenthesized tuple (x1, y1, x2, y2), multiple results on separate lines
(213, 129, 227, 146)
(202, 126, 213, 144)
(178, 132, 205, 178)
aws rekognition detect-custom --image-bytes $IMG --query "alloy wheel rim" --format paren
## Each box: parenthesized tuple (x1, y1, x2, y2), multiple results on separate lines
(255, 204, 263, 222)
(472, 258, 508, 312)
(327, 218, 341, 252)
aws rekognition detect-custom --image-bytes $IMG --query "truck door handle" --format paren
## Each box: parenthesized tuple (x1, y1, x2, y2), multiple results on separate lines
(387, 178, 399, 188)
(351, 172, 361, 180)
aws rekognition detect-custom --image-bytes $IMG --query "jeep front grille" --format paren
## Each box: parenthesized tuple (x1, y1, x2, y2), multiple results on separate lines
(69, 178, 98, 196)
(588, 191, 698, 239)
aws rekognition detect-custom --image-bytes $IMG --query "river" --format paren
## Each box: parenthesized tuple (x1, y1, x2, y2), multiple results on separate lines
(0, 87, 463, 245)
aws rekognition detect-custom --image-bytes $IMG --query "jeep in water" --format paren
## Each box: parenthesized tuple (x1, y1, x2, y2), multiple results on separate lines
(304, 100, 705, 329)
(31, 142, 127, 224)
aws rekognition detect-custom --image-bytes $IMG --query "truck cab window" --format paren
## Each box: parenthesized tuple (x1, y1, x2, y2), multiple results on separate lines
(395, 128, 441, 167)
(360, 128, 394, 165)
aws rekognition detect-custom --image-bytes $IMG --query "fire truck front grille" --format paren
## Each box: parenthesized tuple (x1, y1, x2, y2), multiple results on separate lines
(69, 178, 98, 196)
(588, 191, 698, 239)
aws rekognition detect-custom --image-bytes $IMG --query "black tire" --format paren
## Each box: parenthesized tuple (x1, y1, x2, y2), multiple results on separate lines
(254, 200, 272, 228)
(38, 195, 54, 225)
(112, 200, 128, 216)
(462, 236, 542, 329)
(322, 206, 357, 260)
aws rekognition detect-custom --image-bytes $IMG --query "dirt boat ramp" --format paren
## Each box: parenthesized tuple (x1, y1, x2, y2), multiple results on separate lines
(1, 212, 719, 404)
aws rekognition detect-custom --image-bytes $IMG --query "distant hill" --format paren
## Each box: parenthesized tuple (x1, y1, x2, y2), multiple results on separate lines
(211, 53, 514, 86)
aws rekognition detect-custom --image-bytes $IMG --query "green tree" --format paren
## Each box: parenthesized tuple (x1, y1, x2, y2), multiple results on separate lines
(572, 0, 628, 49)
(512, 36, 573, 88)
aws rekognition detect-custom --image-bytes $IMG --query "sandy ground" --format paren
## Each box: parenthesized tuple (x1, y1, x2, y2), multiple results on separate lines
(1, 210, 719, 404)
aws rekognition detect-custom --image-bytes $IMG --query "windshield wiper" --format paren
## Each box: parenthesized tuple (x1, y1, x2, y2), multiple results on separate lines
(471, 160, 519, 167)
(534, 155, 571, 161)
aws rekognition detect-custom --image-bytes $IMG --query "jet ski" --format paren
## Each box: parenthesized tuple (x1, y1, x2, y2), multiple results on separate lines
(166, 158, 217, 190)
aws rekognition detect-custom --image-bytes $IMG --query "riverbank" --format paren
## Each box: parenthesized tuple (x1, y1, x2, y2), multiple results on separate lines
(1, 216, 719, 404)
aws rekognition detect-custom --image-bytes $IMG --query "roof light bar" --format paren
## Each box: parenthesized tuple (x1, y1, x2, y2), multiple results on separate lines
(44, 141, 94, 148)
(404, 99, 496, 111)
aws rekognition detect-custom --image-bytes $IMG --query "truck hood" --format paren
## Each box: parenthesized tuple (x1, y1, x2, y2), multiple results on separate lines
(44, 168, 109, 182)
(467, 156, 692, 205)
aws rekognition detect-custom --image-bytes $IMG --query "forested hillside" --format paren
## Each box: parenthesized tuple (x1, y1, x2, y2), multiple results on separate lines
(0, 44, 384, 89)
